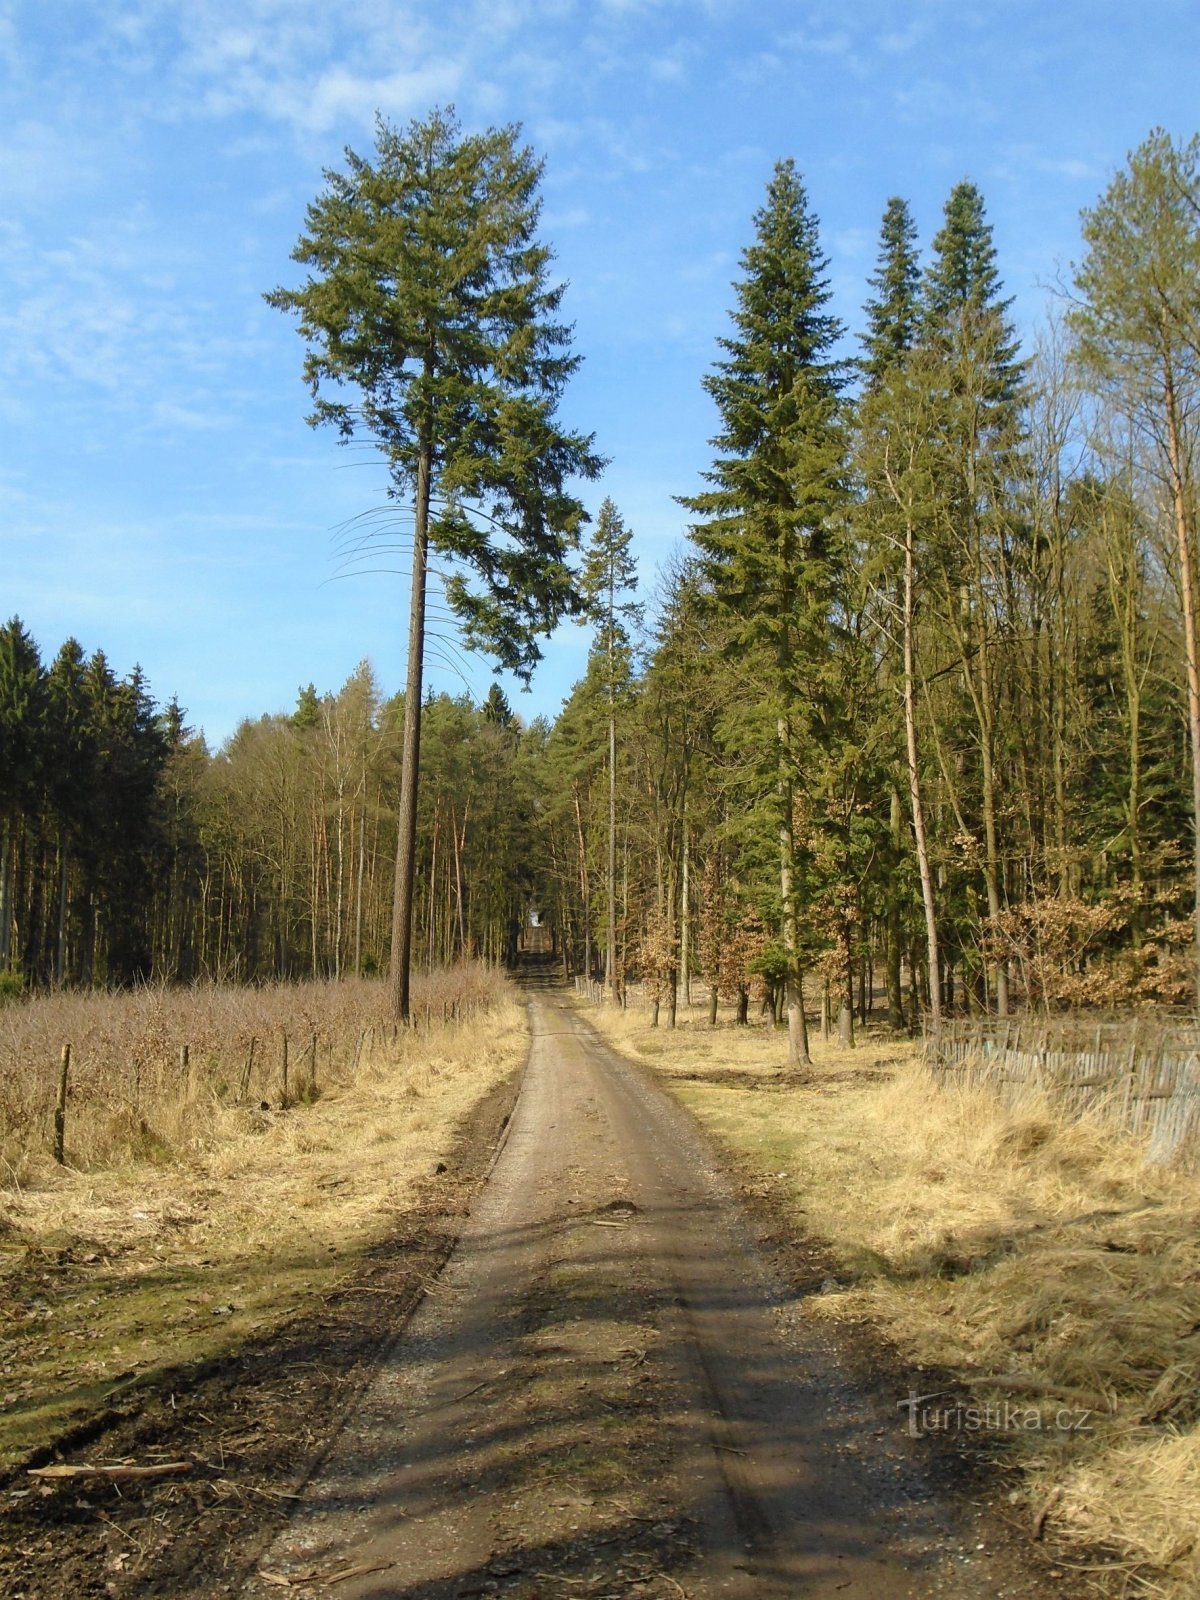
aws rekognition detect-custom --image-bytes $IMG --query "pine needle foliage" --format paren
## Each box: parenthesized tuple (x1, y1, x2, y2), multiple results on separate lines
(680, 159, 849, 699)
(266, 107, 602, 680)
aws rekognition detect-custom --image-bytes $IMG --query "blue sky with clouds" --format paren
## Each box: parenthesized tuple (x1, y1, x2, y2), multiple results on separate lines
(3, 0, 1198, 745)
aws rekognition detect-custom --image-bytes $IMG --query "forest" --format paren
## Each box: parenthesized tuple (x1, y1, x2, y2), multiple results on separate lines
(3, 127, 1200, 1040)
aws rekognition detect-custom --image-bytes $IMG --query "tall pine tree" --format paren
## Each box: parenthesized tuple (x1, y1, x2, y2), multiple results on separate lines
(582, 498, 641, 1002)
(860, 196, 921, 392)
(269, 108, 602, 1020)
(922, 179, 1025, 1015)
(681, 160, 848, 1067)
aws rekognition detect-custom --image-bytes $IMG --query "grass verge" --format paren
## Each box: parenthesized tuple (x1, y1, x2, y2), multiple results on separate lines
(0, 970, 526, 1471)
(578, 995, 1200, 1597)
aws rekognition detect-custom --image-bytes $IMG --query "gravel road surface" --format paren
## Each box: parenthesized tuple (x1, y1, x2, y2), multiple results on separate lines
(246, 983, 1021, 1599)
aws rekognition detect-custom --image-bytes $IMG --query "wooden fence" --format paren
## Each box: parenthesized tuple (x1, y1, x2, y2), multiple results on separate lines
(929, 1018, 1200, 1169)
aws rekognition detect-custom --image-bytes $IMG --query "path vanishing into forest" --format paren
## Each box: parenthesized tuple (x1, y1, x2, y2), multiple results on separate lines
(245, 973, 1035, 1600)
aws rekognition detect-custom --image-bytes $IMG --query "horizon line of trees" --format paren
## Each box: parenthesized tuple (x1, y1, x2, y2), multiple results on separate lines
(0, 626, 540, 990)
(4, 126, 1200, 1044)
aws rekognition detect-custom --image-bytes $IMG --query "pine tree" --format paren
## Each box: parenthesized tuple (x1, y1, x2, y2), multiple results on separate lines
(268, 108, 602, 1019)
(44, 639, 92, 984)
(581, 497, 641, 1002)
(860, 196, 921, 391)
(922, 178, 1025, 1015)
(857, 196, 925, 1031)
(680, 160, 849, 1067)
(0, 618, 46, 975)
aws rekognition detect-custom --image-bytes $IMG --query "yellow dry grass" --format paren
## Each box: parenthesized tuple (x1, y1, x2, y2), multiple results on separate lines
(581, 993, 1200, 1596)
(0, 967, 527, 1469)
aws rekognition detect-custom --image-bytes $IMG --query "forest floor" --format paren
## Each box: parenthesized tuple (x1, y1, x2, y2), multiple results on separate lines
(0, 972, 1106, 1599)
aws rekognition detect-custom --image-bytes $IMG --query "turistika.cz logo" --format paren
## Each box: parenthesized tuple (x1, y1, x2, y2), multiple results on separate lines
(898, 1390, 1093, 1439)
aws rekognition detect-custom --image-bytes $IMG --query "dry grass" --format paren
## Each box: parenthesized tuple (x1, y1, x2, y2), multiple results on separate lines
(581, 992, 1200, 1596)
(0, 965, 503, 1180)
(0, 966, 526, 1469)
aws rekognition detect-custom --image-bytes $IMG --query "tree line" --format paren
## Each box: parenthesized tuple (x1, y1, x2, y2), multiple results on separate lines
(0, 631, 544, 989)
(5, 120, 1200, 1041)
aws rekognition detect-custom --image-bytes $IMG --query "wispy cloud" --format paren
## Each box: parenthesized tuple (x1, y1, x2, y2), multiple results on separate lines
(0, 214, 263, 436)
(0, 118, 102, 203)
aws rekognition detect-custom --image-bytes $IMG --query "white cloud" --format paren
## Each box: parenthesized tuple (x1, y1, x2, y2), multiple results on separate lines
(1035, 156, 1098, 182)
(779, 27, 854, 56)
(878, 21, 928, 54)
(0, 119, 102, 203)
(832, 225, 873, 261)
(544, 204, 591, 228)
(0, 212, 264, 435)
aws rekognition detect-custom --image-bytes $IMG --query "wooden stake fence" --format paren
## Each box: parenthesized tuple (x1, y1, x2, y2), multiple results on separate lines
(930, 1018, 1200, 1169)
(31, 993, 500, 1162)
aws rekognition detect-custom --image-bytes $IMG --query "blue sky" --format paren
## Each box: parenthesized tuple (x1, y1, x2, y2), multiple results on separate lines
(3, 0, 1198, 746)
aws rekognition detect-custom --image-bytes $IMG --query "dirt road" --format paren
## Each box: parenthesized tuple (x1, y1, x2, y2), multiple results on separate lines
(246, 982, 1024, 1599)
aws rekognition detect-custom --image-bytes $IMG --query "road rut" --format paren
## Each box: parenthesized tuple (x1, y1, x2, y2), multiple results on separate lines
(247, 985, 1007, 1598)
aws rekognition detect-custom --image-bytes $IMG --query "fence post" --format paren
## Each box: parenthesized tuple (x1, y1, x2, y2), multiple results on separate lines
(53, 1043, 71, 1164)
(280, 1032, 289, 1109)
(240, 1036, 256, 1101)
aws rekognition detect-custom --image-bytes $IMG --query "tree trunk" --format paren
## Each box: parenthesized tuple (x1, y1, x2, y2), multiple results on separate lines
(679, 782, 691, 1008)
(886, 787, 905, 1029)
(389, 440, 432, 1022)
(905, 515, 942, 1039)
(777, 717, 811, 1068)
(0, 815, 11, 971)
(354, 798, 366, 976)
(1164, 371, 1200, 1010)
(55, 842, 68, 987)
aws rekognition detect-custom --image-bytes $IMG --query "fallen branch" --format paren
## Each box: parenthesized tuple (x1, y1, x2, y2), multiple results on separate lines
(29, 1460, 193, 1482)
(258, 1561, 395, 1588)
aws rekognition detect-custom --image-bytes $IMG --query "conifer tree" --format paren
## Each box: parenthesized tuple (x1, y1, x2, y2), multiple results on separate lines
(857, 196, 925, 1030)
(860, 196, 921, 391)
(0, 618, 45, 974)
(581, 497, 641, 1002)
(269, 108, 602, 1020)
(44, 639, 92, 984)
(681, 160, 848, 1067)
(922, 179, 1025, 1015)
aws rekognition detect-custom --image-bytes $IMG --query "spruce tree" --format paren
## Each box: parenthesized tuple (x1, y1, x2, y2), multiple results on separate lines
(269, 108, 602, 1020)
(858, 197, 924, 1030)
(860, 196, 921, 391)
(681, 160, 849, 1067)
(581, 497, 641, 1002)
(44, 639, 92, 984)
(921, 179, 1024, 1015)
(924, 179, 1023, 417)
(0, 618, 46, 975)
